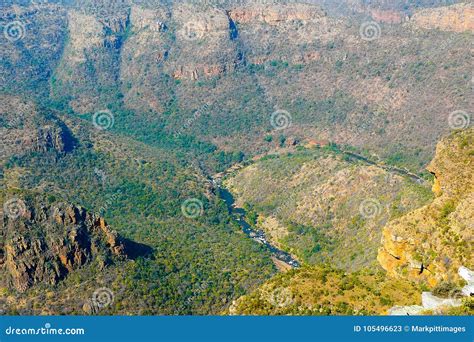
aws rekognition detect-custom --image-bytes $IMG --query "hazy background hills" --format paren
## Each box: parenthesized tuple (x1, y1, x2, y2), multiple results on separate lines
(0, 0, 472, 315)
(1, 0, 471, 172)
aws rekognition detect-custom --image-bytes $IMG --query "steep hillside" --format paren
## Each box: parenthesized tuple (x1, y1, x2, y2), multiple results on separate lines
(0, 96, 75, 162)
(378, 128, 473, 286)
(0, 97, 276, 315)
(409, 3, 474, 32)
(228, 265, 423, 315)
(0, 0, 471, 317)
(317, 0, 464, 17)
(224, 146, 432, 270)
(229, 128, 473, 316)
(0, 3, 67, 96)
(1, 197, 144, 293)
(0, 1, 471, 172)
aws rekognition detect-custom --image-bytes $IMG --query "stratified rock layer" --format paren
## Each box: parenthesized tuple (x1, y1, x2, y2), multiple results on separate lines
(2, 200, 129, 292)
(378, 128, 473, 286)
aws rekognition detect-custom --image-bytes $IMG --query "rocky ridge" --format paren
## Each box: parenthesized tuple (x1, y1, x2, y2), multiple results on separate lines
(1, 1, 471, 172)
(227, 128, 473, 315)
(0, 96, 75, 161)
(378, 128, 473, 286)
(1, 199, 132, 292)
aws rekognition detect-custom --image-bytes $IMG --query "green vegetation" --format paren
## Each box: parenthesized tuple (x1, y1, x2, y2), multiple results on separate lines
(225, 148, 433, 270)
(0, 120, 276, 314)
(230, 265, 423, 315)
(432, 281, 463, 299)
(0, 0, 471, 317)
(281, 223, 334, 264)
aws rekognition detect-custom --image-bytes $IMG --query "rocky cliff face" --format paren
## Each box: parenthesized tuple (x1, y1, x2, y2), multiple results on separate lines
(228, 130, 472, 316)
(120, 2, 340, 84)
(52, 7, 130, 113)
(228, 3, 343, 65)
(370, 9, 403, 24)
(378, 128, 473, 286)
(119, 3, 241, 113)
(228, 4, 325, 23)
(1, 199, 130, 292)
(1, 1, 471, 169)
(0, 96, 75, 161)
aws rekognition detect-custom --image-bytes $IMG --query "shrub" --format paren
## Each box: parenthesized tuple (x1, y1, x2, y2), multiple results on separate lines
(432, 281, 461, 299)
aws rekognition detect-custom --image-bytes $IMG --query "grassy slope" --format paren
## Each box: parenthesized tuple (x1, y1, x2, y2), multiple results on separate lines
(225, 146, 433, 270)
(229, 265, 422, 315)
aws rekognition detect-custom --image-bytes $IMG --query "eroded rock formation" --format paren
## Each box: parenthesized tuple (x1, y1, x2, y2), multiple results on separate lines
(0, 96, 75, 161)
(1, 200, 131, 292)
(378, 128, 473, 286)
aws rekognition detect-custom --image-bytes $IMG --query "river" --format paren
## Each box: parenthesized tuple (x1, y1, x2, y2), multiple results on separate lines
(341, 150, 426, 184)
(216, 185, 300, 269)
(208, 148, 425, 271)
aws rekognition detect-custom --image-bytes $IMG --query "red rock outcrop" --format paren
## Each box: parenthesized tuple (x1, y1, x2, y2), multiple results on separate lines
(370, 9, 403, 24)
(228, 4, 325, 24)
(2, 201, 130, 292)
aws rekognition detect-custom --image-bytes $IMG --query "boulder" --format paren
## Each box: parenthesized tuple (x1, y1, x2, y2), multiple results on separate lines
(388, 305, 424, 315)
(458, 266, 474, 284)
(421, 292, 462, 310)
